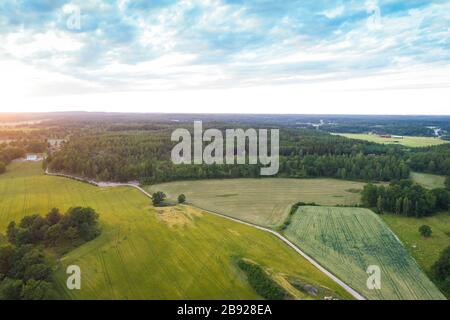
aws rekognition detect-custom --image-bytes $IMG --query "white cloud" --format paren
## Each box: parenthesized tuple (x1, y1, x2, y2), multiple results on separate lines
(322, 5, 345, 19)
(2, 30, 83, 60)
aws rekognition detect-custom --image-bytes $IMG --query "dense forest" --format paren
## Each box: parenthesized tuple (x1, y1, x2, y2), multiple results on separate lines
(407, 144, 450, 176)
(46, 127, 410, 183)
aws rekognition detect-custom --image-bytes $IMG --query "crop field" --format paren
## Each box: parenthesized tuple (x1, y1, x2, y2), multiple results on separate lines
(336, 133, 448, 148)
(0, 162, 351, 300)
(283, 206, 445, 300)
(383, 213, 450, 273)
(148, 178, 366, 227)
(410, 172, 446, 189)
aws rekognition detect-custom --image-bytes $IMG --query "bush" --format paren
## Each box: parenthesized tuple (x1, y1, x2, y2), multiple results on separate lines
(177, 194, 186, 204)
(0, 161, 5, 175)
(237, 259, 288, 300)
(419, 225, 432, 238)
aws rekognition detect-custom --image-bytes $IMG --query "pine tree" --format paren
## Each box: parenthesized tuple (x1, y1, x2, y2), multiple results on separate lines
(377, 196, 384, 214)
(395, 198, 402, 215)
(415, 201, 420, 218)
(402, 197, 410, 216)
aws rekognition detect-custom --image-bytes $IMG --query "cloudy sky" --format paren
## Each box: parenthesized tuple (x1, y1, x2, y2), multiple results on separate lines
(1, 0, 450, 114)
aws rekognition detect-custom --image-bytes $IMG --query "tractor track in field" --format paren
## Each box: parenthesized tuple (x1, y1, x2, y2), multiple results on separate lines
(44, 168, 366, 300)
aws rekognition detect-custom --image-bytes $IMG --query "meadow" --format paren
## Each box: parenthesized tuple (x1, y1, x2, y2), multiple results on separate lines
(382, 213, 450, 273)
(0, 162, 351, 300)
(336, 133, 448, 148)
(410, 172, 446, 189)
(283, 206, 445, 300)
(148, 178, 366, 227)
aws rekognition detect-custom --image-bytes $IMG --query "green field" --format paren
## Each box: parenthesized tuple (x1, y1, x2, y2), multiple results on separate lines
(336, 133, 448, 148)
(411, 172, 447, 189)
(148, 178, 366, 227)
(283, 206, 445, 300)
(0, 162, 351, 300)
(382, 213, 450, 273)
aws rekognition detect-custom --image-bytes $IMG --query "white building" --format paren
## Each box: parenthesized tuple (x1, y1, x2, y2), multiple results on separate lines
(26, 154, 38, 161)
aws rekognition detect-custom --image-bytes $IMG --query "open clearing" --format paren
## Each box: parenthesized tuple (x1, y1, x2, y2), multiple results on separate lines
(382, 213, 450, 273)
(336, 133, 448, 148)
(283, 206, 445, 300)
(0, 162, 351, 300)
(410, 172, 446, 189)
(148, 178, 366, 227)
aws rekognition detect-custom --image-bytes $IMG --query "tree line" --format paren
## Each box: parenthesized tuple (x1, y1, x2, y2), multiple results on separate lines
(0, 139, 49, 175)
(407, 144, 450, 176)
(361, 180, 450, 217)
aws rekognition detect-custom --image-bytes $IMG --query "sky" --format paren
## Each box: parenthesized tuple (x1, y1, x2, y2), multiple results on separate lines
(1, 0, 450, 115)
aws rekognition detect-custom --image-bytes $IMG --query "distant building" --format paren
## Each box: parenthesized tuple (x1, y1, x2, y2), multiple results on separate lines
(392, 135, 403, 139)
(26, 154, 39, 161)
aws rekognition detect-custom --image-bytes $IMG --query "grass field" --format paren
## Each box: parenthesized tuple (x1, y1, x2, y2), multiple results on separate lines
(336, 133, 448, 148)
(283, 206, 445, 300)
(0, 162, 351, 300)
(148, 178, 366, 227)
(411, 172, 446, 189)
(382, 213, 450, 273)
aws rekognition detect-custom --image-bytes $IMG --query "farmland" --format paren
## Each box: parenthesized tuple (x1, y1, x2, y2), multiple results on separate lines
(0, 162, 351, 300)
(283, 206, 445, 300)
(336, 133, 448, 148)
(382, 213, 450, 273)
(410, 172, 446, 189)
(148, 178, 366, 227)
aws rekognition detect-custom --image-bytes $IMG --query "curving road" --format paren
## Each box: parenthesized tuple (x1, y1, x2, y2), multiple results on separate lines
(45, 168, 366, 300)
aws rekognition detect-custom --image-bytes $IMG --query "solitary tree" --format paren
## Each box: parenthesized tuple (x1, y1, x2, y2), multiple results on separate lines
(419, 225, 432, 238)
(177, 194, 186, 204)
(152, 191, 166, 206)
